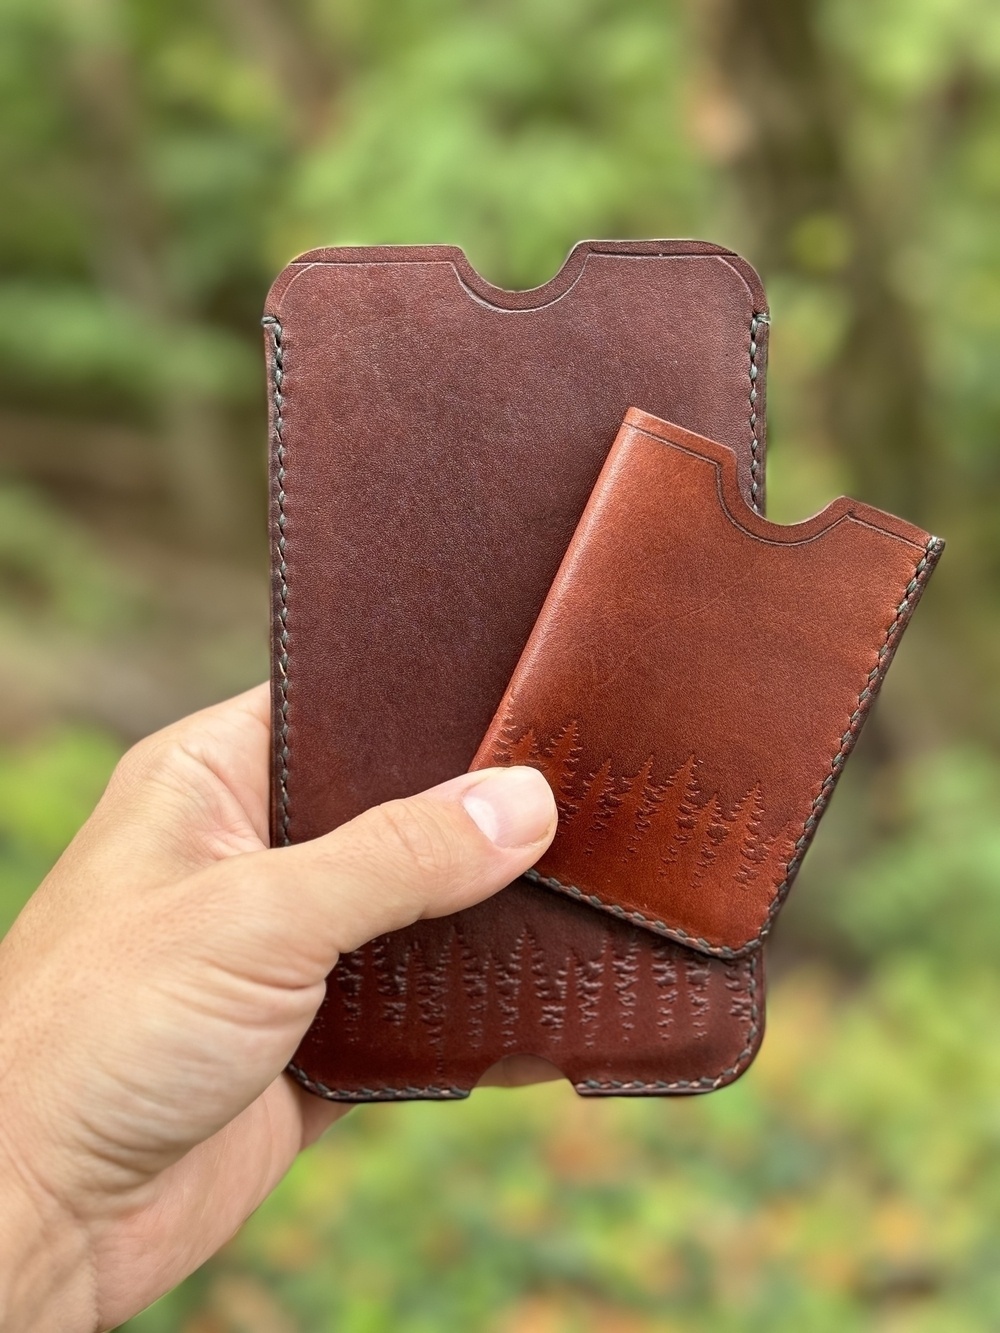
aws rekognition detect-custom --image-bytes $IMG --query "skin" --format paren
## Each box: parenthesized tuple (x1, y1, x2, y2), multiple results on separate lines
(0, 684, 558, 1331)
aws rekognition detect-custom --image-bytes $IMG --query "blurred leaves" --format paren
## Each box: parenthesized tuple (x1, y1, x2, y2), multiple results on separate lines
(823, 748, 1000, 968)
(0, 0, 998, 1328)
(126, 965, 1000, 1332)
(0, 283, 255, 407)
(0, 480, 138, 629)
(0, 724, 120, 935)
(282, 2, 706, 287)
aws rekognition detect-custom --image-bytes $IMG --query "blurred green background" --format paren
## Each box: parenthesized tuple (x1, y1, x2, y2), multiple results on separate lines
(2, 0, 1000, 1327)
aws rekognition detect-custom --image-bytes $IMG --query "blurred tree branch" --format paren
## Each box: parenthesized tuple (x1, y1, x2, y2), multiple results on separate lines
(211, 0, 341, 146)
(690, 0, 933, 520)
(58, 0, 244, 543)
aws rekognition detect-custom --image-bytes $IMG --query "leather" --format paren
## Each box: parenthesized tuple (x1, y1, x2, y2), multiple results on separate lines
(263, 240, 771, 1101)
(472, 408, 944, 958)
(291, 889, 764, 1100)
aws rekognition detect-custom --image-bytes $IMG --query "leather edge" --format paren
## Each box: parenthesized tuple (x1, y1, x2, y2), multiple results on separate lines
(574, 946, 766, 1097)
(262, 315, 291, 850)
(262, 238, 766, 317)
(623, 410, 934, 550)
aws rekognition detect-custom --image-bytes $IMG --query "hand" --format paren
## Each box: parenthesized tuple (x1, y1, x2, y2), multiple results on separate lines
(0, 685, 557, 1331)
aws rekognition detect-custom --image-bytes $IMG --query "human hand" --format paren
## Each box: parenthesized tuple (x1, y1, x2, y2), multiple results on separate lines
(0, 684, 557, 1331)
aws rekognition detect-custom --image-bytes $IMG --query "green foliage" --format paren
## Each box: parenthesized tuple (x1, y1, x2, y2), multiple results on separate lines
(0, 0, 998, 1327)
(283, 1, 707, 287)
(0, 283, 254, 406)
(0, 725, 121, 934)
(126, 963, 1000, 1331)
(0, 481, 141, 629)
(823, 748, 1000, 968)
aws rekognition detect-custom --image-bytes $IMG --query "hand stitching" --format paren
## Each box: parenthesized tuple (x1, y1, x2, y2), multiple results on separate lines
(748, 311, 768, 514)
(262, 315, 291, 848)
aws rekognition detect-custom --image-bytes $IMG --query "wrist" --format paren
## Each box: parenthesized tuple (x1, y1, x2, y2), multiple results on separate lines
(0, 1152, 96, 1333)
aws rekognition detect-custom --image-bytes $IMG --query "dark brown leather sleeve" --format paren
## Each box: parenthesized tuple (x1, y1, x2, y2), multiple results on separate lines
(472, 408, 944, 958)
(264, 241, 771, 1100)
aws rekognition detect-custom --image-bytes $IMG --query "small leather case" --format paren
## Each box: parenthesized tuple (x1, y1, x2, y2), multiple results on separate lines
(265, 240, 774, 1100)
(472, 409, 943, 959)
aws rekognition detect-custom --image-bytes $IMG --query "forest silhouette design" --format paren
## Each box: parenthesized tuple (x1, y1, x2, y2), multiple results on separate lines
(492, 714, 801, 939)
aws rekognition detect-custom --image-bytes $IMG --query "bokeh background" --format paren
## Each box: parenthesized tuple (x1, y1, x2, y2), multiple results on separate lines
(2, 0, 999, 1327)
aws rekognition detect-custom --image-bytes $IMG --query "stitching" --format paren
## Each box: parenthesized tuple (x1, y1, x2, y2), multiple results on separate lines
(758, 534, 944, 931)
(522, 534, 945, 960)
(262, 316, 291, 847)
(286, 1064, 468, 1101)
(749, 311, 768, 514)
(581, 947, 761, 1094)
(523, 868, 747, 960)
(284, 949, 762, 1101)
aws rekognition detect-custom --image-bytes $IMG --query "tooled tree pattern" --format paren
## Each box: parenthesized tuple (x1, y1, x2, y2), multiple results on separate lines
(493, 715, 802, 935)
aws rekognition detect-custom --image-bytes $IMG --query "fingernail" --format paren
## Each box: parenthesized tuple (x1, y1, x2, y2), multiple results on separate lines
(461, 766, 557, 849)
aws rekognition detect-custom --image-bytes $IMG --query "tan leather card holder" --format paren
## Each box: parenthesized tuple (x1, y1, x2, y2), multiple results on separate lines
(472, 408, 944, 958)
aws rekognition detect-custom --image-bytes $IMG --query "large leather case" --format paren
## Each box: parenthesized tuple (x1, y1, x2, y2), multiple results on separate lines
(263, 240, 773, 1100)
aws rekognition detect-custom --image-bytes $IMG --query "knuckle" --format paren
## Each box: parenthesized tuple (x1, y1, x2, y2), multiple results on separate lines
(200, 850, 244, 896)
(110, 733, 163, 786)
(108, 729, 192, 799)
(369, 797, 464, 885)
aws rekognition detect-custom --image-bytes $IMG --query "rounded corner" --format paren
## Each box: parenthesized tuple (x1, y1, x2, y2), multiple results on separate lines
(716, 249, 769, 314)
(262, 253, 316, 319)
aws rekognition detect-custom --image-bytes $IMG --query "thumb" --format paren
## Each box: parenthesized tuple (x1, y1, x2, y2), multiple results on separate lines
(209, 766, 558, 981)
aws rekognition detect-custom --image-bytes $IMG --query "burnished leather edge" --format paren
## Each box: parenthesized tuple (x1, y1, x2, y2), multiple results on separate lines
(625, 411, 931, 547)
(265, 238, 768, 314)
